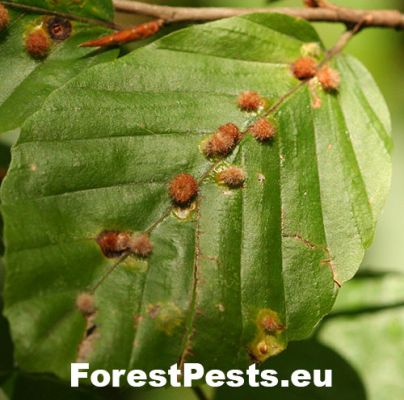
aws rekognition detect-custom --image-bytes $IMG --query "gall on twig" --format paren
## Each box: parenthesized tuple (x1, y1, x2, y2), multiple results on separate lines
(80, 19, 165, 47)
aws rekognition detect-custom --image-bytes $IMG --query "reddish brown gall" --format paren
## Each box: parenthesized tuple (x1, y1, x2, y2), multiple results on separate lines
(169, 173, 198, 206)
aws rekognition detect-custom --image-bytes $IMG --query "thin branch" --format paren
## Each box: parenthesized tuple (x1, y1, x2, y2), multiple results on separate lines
(113, 0, 404, 30)
(1, 1, 121, 30)
(321, 15, 371, 64)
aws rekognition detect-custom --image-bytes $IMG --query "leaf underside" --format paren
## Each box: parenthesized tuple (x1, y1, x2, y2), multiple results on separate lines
(0, 0, 117, 134)
(1, 13, 392, 380)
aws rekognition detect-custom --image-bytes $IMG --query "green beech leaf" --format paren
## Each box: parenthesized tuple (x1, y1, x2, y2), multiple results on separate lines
(0, 0, 118, 134)
(1, 13, 392, 380)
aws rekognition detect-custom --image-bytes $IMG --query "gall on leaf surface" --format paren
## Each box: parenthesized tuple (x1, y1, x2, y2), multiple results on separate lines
(1, 13, 392, 379)
(0, 0, 118, 135)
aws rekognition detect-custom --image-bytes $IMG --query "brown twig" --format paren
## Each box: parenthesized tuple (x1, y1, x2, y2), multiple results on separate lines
(321, 15, 372, 65)
(113, 0, 404, 30)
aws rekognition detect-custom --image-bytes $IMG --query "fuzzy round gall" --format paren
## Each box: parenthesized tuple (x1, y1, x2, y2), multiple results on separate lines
(0, 4, 9, 32)
(218, 166, 246, 188)
(238, 91, 263, 112)
(128, 234, 153, 257)
(292, 56, 318, 80)
(76, 292, 96, 316)
(169, 173, 198, 206)
(219, 123, 241, 141)
(25, 28, 51, 59)
(203, 123, 241, 157)
(250, 118, 276, 142)
(317, 65, 340, 91)
(96, 230, 130, 258)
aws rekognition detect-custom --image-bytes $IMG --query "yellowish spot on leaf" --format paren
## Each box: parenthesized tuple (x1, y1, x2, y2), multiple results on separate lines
(147, 302, 183, 336)
(249, 308, 286, 362)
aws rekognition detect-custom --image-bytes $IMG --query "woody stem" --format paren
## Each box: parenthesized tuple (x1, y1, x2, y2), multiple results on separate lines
(113, 0, 404, 30)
